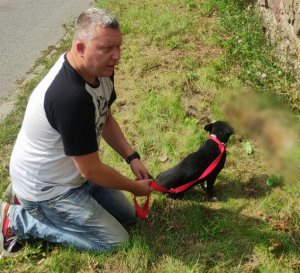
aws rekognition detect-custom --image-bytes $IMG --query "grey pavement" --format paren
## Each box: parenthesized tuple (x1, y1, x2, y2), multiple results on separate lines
(0, 0, 92, 123)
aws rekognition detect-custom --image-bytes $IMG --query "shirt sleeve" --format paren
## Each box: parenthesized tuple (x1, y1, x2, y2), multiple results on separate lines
(45, 90, 99, 156)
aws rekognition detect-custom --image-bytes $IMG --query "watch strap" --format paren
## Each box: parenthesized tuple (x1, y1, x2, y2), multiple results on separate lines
(125, 151, 141, 164)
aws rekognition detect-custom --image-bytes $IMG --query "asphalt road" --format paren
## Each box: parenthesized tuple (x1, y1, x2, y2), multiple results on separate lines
(0, 0, 91, 105)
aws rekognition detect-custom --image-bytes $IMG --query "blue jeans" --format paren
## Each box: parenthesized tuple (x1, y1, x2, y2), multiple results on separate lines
(9, 182, 136, 252)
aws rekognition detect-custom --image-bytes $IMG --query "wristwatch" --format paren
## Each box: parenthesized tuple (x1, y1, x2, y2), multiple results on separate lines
(125, 151, 141, 164)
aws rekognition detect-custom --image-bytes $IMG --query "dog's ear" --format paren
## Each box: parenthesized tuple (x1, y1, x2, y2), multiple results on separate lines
(204, 123, 213, 132)
(226, 125, 234, 136)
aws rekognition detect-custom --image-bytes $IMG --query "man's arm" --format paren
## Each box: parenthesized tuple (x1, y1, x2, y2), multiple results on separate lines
(102, 109, 134, 160)
(72, 152, 152, 196)
(101, 109, 150, 179)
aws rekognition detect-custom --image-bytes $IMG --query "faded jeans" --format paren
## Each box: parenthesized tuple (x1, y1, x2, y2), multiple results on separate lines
(9, 182, 136, 252)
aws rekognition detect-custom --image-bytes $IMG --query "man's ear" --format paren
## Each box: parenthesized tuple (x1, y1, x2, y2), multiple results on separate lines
(204, 123, 213, 132)
(76, 42, 85, 57)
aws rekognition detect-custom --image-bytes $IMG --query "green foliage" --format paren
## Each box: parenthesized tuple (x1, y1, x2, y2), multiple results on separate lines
(242, 141, 253, 155)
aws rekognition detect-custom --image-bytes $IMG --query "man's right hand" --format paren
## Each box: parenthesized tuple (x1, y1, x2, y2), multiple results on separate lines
(131, 179, 153, 196)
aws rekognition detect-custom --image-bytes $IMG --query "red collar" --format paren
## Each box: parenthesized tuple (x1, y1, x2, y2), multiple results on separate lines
(208, 135, 226, 148)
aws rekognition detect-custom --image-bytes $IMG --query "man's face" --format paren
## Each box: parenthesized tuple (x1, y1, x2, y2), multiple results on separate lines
(82, 26, 122, 78)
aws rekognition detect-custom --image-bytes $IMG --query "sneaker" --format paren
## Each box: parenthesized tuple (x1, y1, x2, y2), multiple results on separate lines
(0, 201, 22, 257)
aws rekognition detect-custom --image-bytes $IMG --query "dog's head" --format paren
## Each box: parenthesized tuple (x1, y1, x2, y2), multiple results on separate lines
(204, 121, 234, 143)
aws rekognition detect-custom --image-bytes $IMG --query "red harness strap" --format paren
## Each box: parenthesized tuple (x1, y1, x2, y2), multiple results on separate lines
(134, 136, 226, 219)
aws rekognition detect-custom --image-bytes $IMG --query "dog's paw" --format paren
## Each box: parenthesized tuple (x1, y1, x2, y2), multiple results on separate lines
(209, 196, 218, 202)
(200, 182, 207, 191)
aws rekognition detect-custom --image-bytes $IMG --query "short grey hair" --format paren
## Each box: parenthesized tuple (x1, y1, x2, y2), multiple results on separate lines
(73, 8, 119, 41)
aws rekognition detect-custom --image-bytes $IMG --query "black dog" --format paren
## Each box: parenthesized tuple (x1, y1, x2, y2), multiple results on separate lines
(156, 121, 234, 201)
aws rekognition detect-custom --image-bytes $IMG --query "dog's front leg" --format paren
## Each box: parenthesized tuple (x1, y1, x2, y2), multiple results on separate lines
(206, 175, 218, 202)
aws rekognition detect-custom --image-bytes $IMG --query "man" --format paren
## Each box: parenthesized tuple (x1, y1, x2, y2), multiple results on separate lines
(0, 7, 153, 256)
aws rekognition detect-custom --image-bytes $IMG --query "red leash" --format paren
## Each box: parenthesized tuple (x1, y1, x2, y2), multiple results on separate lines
(134, 136, 226, 219)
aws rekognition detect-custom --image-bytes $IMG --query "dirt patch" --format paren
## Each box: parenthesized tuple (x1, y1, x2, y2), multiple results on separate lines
(243, 174, 271, 198)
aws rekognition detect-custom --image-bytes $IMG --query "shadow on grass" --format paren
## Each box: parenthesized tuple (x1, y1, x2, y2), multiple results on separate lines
(156, 172, 274, 203)
(133, 199, 298, 271)
(212, 173, 274, 201)
(2, 193, 297, 272)
(1, 174, 295, 272)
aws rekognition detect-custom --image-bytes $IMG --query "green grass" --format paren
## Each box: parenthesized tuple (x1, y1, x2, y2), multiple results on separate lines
(199, 0, 299, 110)
(1, 0, 299, 272)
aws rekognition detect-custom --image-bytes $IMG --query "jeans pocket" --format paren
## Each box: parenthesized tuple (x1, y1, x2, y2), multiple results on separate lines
(45, 187, 87, 224)
(25, 205, 51, 224)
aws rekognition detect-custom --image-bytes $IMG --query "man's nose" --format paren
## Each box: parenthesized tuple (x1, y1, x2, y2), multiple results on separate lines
(112, 47, 121, 60)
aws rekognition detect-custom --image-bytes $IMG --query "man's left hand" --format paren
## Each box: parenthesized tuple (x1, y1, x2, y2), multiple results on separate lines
(130, 159, 150, 180)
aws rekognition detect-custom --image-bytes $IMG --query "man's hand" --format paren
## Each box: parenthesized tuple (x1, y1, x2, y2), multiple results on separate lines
(131, 179, 153, 196)
(130, 159, 150, 180)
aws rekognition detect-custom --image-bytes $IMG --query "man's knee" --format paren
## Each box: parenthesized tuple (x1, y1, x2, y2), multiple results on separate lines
(93, 228, 129, 252)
